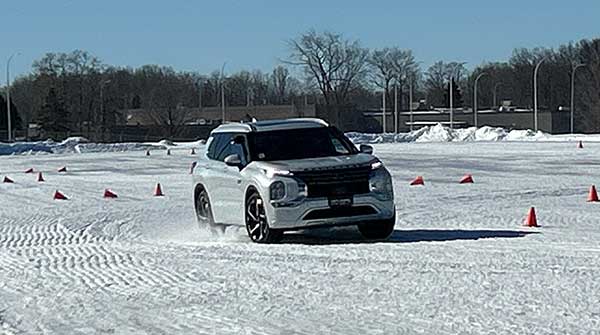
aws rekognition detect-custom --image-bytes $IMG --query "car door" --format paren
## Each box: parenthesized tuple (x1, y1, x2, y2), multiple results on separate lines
(214, 132, 248, 225)
(203, 133, 231, 224)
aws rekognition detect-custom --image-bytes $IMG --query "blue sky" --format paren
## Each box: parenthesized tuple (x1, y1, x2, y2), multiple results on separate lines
(1, 0, 599, 82)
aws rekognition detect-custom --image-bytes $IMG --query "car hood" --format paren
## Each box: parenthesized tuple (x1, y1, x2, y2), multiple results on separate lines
(251, 154, 376, 172)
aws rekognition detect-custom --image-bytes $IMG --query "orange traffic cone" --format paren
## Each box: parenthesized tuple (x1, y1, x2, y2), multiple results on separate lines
(578, 141, 584, 149)
(524, 207, 539, 227)
(3, 176, 14, 183)
(24, 168, 34, 174)
(410, 176, 424, 186)
(146, 149, 151, 156)
(58, 166, 67, 173)
(191, 148, 196, 155)
(53, 190, 68, 200)
(190, 161, 197, 174)
(460, 174, 474, 184)
(104, 189, 118, 198)
(588, 185, 599, 202)
(37, 172, 45, 182)
(166, 149, 171, 156)
(154, 183, 164, 196)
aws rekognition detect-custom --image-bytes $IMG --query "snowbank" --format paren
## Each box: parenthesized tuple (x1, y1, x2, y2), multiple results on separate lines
(1, 137, 164, 156)
(3, 124, 600, 156)
(346, 124, 574, 144)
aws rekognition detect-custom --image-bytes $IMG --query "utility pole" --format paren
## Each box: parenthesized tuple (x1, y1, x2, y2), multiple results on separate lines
(6, 52, 19, 142)
(473, 72, 487, 128)
(570, 63, 586, 134)
(533, 56, 547, 132)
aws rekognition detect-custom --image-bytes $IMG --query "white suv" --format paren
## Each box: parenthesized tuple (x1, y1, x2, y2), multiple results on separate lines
(192, 118, 395, 243)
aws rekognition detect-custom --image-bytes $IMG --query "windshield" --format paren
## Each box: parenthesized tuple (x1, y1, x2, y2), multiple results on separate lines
(248, 126, 358, 161)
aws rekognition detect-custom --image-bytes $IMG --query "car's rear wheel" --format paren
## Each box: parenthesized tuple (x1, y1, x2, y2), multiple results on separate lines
(358, 215, 396, 240)
(195, 185, 223, 233)
(245, 190, 283, 243)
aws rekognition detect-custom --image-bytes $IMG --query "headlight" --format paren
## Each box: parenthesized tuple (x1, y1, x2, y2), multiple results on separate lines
(269, 181, 286, 201)
(369, 167, 393, 199)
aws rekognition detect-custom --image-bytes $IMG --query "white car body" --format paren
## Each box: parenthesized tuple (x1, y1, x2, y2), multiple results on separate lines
(192, 118, 395, 242)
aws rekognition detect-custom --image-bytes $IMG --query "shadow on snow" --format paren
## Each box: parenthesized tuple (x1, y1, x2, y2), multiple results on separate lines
(281, 229, 539, 245)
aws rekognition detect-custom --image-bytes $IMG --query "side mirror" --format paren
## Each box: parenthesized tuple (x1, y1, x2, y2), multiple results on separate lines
(224, 154, 242, 167)
(359, 144, 373, 154)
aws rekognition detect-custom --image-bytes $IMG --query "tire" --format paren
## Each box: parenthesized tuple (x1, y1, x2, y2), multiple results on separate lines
(245, 190, 283, 243)
(194, 185, 223, 233)
(358, 215, 396, 240)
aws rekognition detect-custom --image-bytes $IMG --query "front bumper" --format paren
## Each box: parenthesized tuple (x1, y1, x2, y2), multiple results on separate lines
(265, 193, 395, 230)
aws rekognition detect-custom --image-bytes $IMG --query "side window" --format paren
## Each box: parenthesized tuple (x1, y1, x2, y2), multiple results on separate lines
(206, 135, 217, 159)
(228, 135, 248, 166)
(216, 133, 248, 165)
(207, 133, 231, 161)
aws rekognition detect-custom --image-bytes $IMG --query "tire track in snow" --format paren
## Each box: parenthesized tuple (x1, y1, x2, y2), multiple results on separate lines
(0, 219, 198, 294)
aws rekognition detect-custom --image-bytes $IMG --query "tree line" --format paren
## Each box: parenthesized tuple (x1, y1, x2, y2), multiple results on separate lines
(3, 30, 600, 140)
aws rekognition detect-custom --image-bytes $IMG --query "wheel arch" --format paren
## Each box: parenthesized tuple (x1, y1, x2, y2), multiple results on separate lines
(244, 184, 260, 201)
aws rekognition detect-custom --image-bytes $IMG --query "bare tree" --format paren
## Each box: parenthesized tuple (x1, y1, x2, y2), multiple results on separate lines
(369, 47, 419, 109)
(287, 30, 369, 107)
(271, 65, 289, 104)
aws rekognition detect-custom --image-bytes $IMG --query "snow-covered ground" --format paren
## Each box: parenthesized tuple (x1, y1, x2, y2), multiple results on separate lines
(1, 139, 600, 334)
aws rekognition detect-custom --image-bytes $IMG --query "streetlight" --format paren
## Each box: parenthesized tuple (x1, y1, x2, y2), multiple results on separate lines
(394, 79, 398, 134)
(99, 79, 111, 140)
(449, 62, 466, 129)
(473, 72, 488, 128)
(409, 78, 414, 132)
(570, 63, 586, 134)
(220, 62, 227, 123)
(533, 56, 548, 132)
(195, 78, 206, 111)
(492, 82, 503, 109)
(6, 52, 20, 142)
(381, 88, 386, 133)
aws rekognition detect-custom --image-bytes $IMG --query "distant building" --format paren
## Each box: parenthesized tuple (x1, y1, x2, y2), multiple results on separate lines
(362, 107, 570, 134)
(120, 104, 316, 126)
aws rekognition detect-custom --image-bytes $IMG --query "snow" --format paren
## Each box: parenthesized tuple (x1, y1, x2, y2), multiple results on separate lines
(1, 140, 600, 333)
(2, 124, 599, 156)
(347, 123, 600, 144)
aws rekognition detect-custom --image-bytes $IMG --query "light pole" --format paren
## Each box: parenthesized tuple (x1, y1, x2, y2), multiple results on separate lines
(382, 89, 386, 133)
(449, 62, 466, 129)
(409, 78, 414, 132)
(492, 82, 502, 109)
(6, 52, 19, 142)
(99, 79, 111, 140)
(220, 62, 227, 124)
(394, 80, 398, 134)
(195, 79, 205, 112)
(533, 56, 548, 132)
(570, 63, 586, 134)
(473, 72, 488, 128)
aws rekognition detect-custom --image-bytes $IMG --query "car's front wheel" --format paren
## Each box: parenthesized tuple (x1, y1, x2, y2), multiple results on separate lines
(358, 215, 396, 240)
(245, 190, 283, 243)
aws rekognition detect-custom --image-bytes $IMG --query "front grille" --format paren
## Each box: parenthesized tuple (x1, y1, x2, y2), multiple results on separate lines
(293, 165, 371, 198)
(303, 206, 377, 220)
